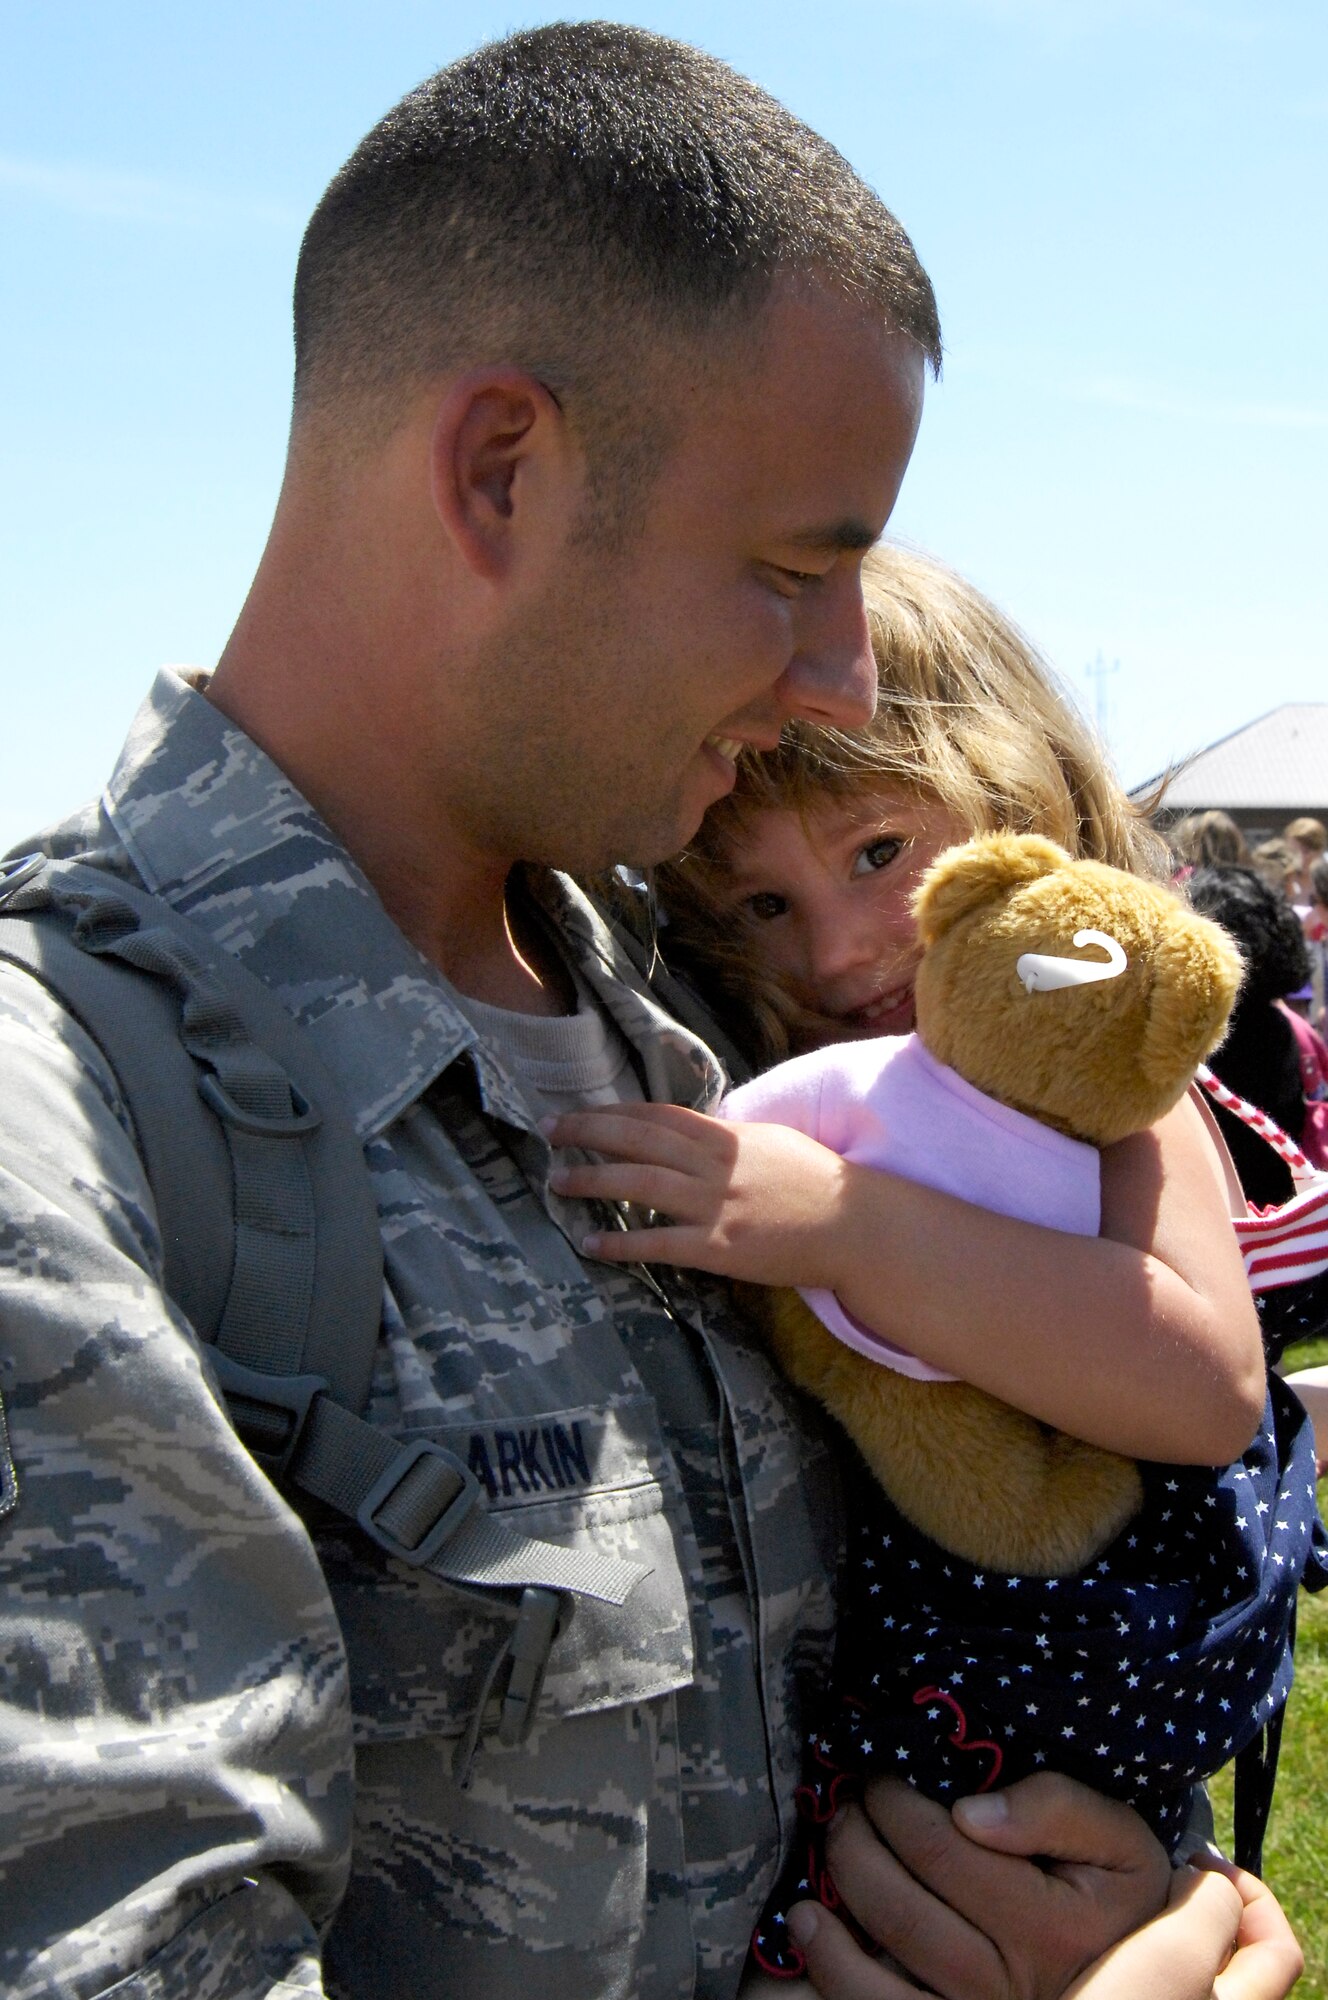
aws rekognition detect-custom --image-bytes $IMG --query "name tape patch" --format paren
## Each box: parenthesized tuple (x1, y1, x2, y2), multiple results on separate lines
(429, 1403, 662, 1510)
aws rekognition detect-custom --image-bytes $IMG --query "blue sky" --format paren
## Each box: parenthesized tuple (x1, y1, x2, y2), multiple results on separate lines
(2, 0, 1324, 849)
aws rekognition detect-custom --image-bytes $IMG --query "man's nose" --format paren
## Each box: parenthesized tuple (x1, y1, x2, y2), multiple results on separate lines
(777, 584, 878, 731)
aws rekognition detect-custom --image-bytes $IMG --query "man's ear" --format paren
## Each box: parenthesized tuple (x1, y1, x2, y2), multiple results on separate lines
(429, 370, 570, 581)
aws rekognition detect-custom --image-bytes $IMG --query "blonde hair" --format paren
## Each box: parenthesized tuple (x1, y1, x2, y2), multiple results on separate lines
(1250, 836, 1300, 895)
(1171, 810, 1248, 869)
(656, 543, 1169, 1060)
(1285, 817, 1327, 858)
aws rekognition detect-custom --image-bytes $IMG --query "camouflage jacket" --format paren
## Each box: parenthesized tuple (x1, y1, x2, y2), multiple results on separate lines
(0, 671, 840, 2000)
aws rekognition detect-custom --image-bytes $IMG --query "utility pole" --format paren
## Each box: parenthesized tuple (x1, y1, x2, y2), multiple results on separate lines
(1085, 652, 1119, 740)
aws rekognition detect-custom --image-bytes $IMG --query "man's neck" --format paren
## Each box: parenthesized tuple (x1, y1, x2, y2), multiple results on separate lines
(443, 873, 578, 1016)
(207, 455, 579, 1017)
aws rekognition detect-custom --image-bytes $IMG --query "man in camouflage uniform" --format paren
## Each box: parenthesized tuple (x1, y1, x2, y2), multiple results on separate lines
(0, 25, 1242, 2000)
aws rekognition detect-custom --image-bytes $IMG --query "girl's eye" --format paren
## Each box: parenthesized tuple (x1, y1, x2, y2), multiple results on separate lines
(745, 891, 789, 921)
(852, 837, 905, 876)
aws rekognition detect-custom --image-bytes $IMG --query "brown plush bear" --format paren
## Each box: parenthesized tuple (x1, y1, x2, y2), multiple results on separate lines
(756, 832, 1244, 1577)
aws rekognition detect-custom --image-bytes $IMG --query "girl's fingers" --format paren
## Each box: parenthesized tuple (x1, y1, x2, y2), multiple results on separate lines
(544, 1104, 732, 1170)
(1197, 1863, 1304, 2000)
(549, 1159, 710, 1215)
(582, 1224, 719, 1268)
(1056, 1868, 1239, 2000)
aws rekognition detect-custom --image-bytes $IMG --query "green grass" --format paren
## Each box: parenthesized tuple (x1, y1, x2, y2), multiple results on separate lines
(1208, 1335, 1328, 1993)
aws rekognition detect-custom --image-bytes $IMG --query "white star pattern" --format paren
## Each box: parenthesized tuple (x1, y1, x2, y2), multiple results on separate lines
(792, 1383, 1323, 1925)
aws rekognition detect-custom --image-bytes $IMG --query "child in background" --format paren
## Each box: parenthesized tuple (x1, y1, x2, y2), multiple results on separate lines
(1171, 809, 1249, 876)
(548, 546, 1322, 1966)
(1187, 866, 1317, 1201)
(1283, 816, 1327, 908)
(1306, 855, 1328, 1034)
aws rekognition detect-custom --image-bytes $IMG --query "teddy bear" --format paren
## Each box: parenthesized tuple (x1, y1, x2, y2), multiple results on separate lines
(744, 830, 1245, 1578)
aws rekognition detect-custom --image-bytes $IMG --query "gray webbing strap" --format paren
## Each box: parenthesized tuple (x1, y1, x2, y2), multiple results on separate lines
(0, 856, 648, 1611)
(282, 1388, 647, 1604)
(74, 910, 322, 1383)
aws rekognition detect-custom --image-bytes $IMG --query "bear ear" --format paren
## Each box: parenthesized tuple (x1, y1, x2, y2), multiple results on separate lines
(914, 832, 1074, 949)
(1138, 912, 1245, 1095)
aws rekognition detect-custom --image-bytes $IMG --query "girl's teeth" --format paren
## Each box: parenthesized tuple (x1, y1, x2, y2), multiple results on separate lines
(709, 736, 743, 760)
(859, 989, 907, 1021)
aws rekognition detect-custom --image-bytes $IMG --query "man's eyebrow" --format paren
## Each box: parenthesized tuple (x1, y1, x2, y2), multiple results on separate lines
(783, 520, 880, 554)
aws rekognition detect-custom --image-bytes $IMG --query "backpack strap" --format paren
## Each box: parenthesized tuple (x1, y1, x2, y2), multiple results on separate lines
(0, 853, 647, 1620)
(1232, 1681, 1289, 1876)
(0, 852, 381, 1405)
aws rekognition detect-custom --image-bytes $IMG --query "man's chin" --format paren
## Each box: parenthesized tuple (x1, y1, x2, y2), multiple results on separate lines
(610, 807, 714, 875)
(528, 781, 715, 879)
(529, 822, 691, 883)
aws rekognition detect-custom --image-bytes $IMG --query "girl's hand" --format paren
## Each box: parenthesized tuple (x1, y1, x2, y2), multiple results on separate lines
(1062, 1860, 1303, 2000)
(1282, 1366, 1328, 1477)
(543, 1102, 851, 1288)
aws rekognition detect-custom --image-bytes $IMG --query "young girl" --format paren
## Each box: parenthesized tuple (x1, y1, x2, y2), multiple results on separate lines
(546, 546, 1323, 1963)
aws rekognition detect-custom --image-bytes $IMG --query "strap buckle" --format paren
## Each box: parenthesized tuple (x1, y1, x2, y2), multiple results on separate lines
(209, 1349, 330, 1479)
(0, 853, 46, 910)
(356, 1439, 482, 1568)
(499, 1586, 565, 1745)
(198, 1070, 323, 1137)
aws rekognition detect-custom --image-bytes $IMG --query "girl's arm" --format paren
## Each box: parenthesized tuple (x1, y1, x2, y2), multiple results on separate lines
(545, 1092, 1265, 1465)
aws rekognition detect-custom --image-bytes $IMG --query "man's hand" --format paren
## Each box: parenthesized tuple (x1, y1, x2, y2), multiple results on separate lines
(739, 1816, 1302, 2000)
(786, 1773, 1172, 1998)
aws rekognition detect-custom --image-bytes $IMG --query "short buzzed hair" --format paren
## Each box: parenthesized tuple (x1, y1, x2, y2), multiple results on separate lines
(293, 20, 940, 494)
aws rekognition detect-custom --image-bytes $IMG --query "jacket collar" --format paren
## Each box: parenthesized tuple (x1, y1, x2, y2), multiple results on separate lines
(103, 669, 725, 1136)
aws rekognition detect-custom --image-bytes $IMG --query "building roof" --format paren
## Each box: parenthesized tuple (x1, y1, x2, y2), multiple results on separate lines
(1138, 703, 1328, 810)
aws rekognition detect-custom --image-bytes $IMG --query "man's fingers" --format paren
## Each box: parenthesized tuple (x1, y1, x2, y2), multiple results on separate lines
(787, 1899, 931, 1999)
(838, 1776, 1169, 1995)
(822, 1798, 1000, 1995)
(951, 1771, 1171, 1893)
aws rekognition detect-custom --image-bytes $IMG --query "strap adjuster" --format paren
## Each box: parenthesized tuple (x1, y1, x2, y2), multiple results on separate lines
(499, 1587, 565, 1745)
(210, 1349, 330, 1478)
(356, 1440, 481, 1568)
(0, 853, 45, 909)
(199, 1070, 323, 1137)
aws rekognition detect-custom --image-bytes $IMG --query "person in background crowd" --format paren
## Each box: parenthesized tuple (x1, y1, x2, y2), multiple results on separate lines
(1284, 816, 1327, 905)
(1306, 855, 1328, 1033)
(1187, 867, 1313, 1206)
(1250, 837, 1302, 903)
(1171, 809, 1249, 875)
